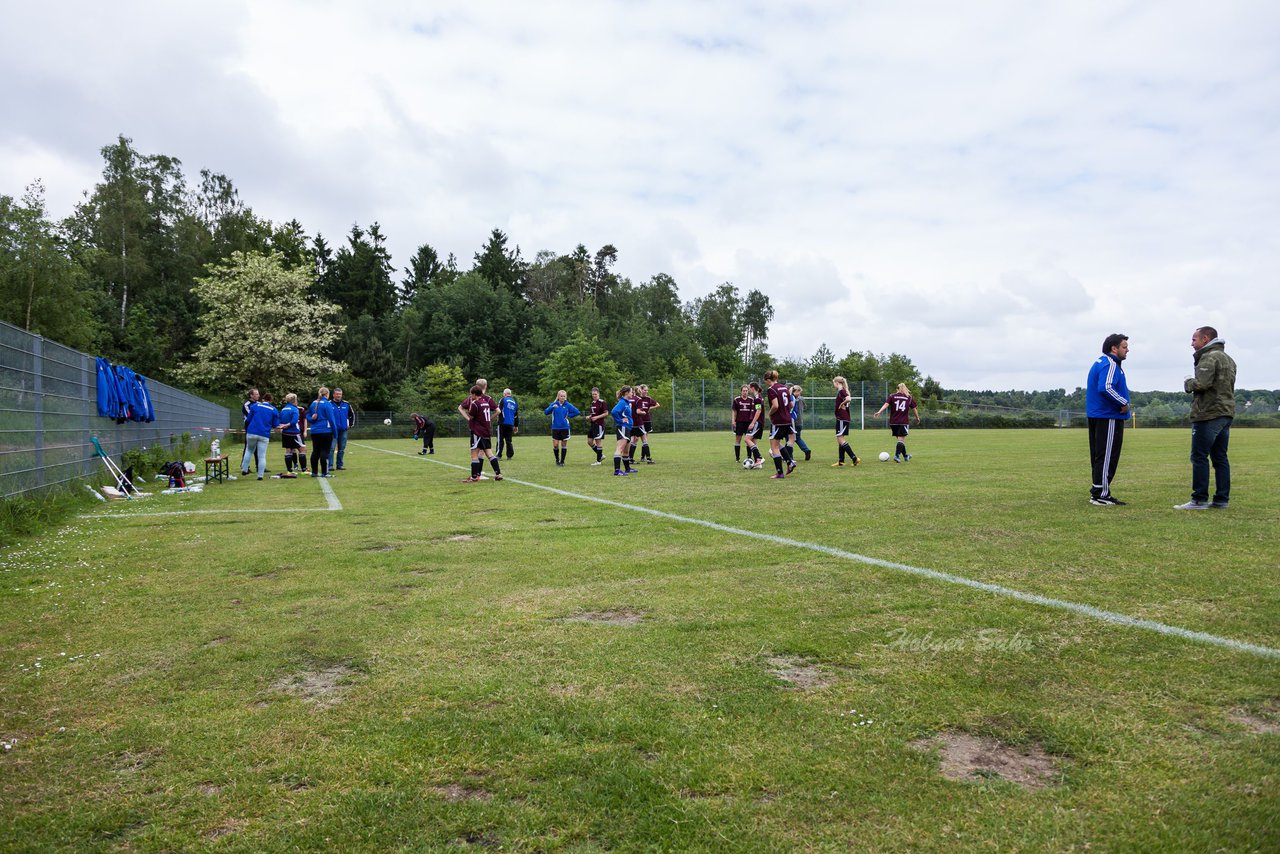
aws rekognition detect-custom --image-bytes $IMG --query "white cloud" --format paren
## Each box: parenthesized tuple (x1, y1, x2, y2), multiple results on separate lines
(2, 0, 1278, 389)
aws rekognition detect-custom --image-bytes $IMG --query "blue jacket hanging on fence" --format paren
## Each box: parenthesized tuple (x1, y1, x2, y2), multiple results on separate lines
(95, 357, 120, 418)
(94, 358, 156, 423)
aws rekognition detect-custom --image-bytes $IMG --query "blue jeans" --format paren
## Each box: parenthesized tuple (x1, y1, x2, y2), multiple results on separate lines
(1190, 416, 1231, 504)
(329, 429, 348, 469)
(794, 426, 811, 454)
(241, 434, 269, 475)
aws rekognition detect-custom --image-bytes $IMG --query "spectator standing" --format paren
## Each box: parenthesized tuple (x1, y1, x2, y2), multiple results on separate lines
(242, 393, 280, 480)
(1084, 334, 1131, 505)
(307, 387, 337, 477)
(1175, 326, 1237, 510)
(497, 388, 520, 459)
(329, 388, 354, 471)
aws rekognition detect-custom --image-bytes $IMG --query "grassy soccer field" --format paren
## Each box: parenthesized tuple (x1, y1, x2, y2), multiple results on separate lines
(2, 429, 1277, 851)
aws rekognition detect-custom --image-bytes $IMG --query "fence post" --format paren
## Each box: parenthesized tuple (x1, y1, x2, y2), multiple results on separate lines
(671, 378, 676, 433)
(701, 380, 706, 431)
(33, 336, 45, 490)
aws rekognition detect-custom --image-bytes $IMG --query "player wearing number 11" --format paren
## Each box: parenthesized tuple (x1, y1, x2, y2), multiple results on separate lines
(874, 383, 921, 461)
(459, 385, 503, 482)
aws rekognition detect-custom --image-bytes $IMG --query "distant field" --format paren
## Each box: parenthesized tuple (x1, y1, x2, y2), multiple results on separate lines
(2, 428, 1277, 851)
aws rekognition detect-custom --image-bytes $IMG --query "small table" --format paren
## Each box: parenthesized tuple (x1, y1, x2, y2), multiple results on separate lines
(205, 454, 230, 484)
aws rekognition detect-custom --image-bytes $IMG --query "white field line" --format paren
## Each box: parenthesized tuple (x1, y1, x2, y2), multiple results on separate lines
(80, 478, 342, 518)
(356, 442, 1280, 661)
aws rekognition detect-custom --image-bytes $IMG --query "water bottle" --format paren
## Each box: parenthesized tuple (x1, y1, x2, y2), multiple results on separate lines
(210, 439, 220, 458)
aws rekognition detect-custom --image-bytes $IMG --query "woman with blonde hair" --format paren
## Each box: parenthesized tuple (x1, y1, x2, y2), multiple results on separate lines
(831, 376, 860, 467)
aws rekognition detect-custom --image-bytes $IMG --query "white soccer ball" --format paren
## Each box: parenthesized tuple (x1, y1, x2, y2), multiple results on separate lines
(879, 451, 891, 462)
(743, 459, 755, 469)
(383, 418, 392, 426)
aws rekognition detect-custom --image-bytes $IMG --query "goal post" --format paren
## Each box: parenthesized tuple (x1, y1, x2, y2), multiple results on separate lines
(807, 396, 865, 431)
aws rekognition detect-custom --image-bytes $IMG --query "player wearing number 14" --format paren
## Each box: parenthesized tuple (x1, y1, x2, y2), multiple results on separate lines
(874, 383, 921, 461)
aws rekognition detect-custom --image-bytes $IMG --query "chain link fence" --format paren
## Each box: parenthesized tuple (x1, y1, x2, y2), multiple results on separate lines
(0, 319, 232, 499)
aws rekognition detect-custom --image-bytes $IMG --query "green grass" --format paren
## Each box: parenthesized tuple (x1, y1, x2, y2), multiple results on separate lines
(2, 429, 1277, 851)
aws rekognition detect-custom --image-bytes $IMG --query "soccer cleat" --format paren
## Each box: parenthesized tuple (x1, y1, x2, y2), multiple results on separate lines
(1089, 497, 1111, 506)
(893, 457, 901, 463)
(831, 462, 844, 467)
(418, 450, 429, 455)
(591, 460, 602, 466)
(786, 462, 797, 475)
(1173, 500, 1209, 510)
(646, 459, 655, 464)
(614, 470, 629, 476)
(852, 455, 860, 466)
(903, 454, 911, 461)
(462, 476, 479, 483)
(1098, 495, 1126, 506)
(769, 473, 785, 479)
(494, 474, 503, 481)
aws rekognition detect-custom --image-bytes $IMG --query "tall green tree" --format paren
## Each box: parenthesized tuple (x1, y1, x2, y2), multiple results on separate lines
(394, 363, 470, 412)
(0, 182, 95, 348)
(740, 288, 774, 358)
(328, 223, 396, 320)
(538, 330, 626, 406)
(177, 251, 345, 392)
(473, 228, 524, 296)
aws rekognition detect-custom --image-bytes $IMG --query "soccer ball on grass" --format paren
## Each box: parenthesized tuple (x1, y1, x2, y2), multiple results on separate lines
(878, 451, 891, 462)
(743, 459, 755, 469)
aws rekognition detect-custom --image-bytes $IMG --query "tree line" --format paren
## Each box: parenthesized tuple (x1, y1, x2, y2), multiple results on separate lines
(1, 135, 933, 412)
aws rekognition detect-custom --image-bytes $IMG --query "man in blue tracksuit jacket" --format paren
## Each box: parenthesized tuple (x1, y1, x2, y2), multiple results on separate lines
(1086, 333, 1131, 505)
(329, 388, 354, 470)
(497, 389, 520, 459)
(243, 397, 280, 480)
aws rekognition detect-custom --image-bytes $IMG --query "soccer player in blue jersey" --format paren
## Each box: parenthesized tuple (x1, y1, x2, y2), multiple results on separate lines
(544, 390, 581, 466)
(610, 386, 637, 475)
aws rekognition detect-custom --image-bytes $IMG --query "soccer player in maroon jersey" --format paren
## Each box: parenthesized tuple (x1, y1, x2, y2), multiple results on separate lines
(831, 376, 861, 467)
(873, 382, 922, 461)
(586, 387, 609, 465)
(458, 385, 503, 482)
(731, 384, 760, 464)
(764, 369, 796, 478)
(631, 383, 660, 464)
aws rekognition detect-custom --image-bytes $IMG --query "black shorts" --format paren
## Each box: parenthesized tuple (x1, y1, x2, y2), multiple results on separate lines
(551, 428, 570, 441)
(588, 422, 605, 441)
(891, 424, 909, 438)
(282, 433, 305, 450)
(470, 435, 492, 452)
(750, 422, 764, 440)
(734, 422, 752, 437)
(615, 426, 632, 442)
(835, 419, 850, 438)
(635, 423, 650, 438)
(770, 423, 796, 442)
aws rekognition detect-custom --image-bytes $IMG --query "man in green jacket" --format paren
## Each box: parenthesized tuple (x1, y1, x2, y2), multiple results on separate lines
(1175, 326, 1237, 510)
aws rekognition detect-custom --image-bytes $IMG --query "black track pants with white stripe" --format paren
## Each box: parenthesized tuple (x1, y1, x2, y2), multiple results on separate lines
(1088, 417, 1125, 498)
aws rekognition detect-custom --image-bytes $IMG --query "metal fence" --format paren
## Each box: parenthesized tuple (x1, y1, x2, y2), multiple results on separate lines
(0, 319, 232, 499)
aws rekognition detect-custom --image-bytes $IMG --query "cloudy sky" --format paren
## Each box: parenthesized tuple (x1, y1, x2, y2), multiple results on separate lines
(3, 1, 1277, 390)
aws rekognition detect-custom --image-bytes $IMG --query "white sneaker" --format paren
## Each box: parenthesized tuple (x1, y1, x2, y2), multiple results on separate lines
(590, 460, 603, 466)
(1173, 500, 1208, 510)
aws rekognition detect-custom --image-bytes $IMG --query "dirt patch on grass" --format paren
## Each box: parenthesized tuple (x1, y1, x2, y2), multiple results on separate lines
(431, 783, 494, 803)
(205, 819, 246, 839)
(112, 749, 161, 774)
(203, 636, 229, 648)
(363, 544, 400, 553)
(1228, 706, 1280, 735)
(271, 664, 359, 709)
(447, 534, 476, 542)
(197, 783, 221, 796)
(767, 655, 836, 690)
(910, 731, 1062, 790)
(561, 609, 645, 626)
